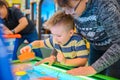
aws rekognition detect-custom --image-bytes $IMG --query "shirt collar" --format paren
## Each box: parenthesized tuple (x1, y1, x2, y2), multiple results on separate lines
(80, 0, 92, 16)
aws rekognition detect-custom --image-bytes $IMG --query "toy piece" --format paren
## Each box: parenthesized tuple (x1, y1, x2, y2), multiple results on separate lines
(3, 34, 21, 38)
(15, 71, 27, 76)
(18, 52, 35, 62)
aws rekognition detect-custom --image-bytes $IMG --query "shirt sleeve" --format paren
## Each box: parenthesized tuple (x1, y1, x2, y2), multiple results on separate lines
(91, 0, 120, 73)
(75, 39, 89, 58)
(13, 7, 24, 21)
(44, 37, 54, 49)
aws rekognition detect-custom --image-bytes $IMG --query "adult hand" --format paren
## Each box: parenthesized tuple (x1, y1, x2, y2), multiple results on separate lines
(2, 26, 13, 34)
(57, 53, 66, 64)
(20, 45, 32, 53)
(35, 55, 56, 66)
(3, 29, 13, 34)
(67, 66, 97, 76)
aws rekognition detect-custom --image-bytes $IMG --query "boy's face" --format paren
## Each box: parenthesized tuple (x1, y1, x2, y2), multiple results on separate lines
(50, 23, 74, 45)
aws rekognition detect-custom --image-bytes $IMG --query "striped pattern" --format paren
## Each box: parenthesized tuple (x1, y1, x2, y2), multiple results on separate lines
(44, 34, 89, 59)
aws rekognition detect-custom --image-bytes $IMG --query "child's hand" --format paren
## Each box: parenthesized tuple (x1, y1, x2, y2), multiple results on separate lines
(57, 53, 66, 64)
(35, 55, 56, 66)
(20, 45, 32, 53)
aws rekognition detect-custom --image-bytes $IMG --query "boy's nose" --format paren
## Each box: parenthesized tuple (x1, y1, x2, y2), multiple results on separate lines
(54, 38, 58, 42)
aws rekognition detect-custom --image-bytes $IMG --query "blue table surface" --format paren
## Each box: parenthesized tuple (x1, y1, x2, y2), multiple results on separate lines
(12, 58, 118, 80)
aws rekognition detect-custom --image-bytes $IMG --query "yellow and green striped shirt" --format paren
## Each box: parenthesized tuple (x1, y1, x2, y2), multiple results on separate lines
(44, 34, 89, 59)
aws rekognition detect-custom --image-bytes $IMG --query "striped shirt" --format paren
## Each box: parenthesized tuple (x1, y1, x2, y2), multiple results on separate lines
(44, 34, 89, 59)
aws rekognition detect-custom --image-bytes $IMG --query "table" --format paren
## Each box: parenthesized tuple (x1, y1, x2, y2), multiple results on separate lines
(12, 57, 118, 80)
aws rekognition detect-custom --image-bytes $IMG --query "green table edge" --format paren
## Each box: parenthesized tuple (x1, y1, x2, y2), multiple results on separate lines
(12, 57, 118, 80)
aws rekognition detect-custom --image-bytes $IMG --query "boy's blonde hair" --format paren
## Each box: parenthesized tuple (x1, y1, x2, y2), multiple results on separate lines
(43, 11, 75, 31)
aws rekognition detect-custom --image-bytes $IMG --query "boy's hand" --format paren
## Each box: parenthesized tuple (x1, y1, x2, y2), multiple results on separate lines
(57, 53, 66, 64)
(35, 55, 56, 66)
(20, 45, 32, 53)
(67, 66, 97, 76)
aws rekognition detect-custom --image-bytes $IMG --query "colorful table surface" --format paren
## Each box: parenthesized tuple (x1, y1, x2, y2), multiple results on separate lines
(12, 57, 118, 80)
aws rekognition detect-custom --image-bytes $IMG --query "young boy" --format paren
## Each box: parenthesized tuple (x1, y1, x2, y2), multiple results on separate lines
(20, 11, 89, 67)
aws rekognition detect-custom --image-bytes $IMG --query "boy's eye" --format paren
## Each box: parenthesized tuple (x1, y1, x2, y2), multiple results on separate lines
(55, 35, 61, 37)
(52, 34, 62, 37)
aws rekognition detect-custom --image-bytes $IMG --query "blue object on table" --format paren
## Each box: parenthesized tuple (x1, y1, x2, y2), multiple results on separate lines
(0, 24, 14, 80)
(15, 74, 30, 80)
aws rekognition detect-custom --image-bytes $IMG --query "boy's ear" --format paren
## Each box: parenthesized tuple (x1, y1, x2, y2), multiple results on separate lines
(43, 22, 48, 29)
(43, 21, 51, 30)
(69, 29, 74, 36)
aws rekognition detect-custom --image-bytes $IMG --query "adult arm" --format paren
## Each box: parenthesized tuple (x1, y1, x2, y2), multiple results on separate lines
(13, 17, 28, 34)
(91, 0, 120, 73)
(11, 8, 28, 33)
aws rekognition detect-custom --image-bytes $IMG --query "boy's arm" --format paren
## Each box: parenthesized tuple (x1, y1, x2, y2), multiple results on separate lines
(63, 58, 87, 67)
(50, 49, 58, 56)
(20, 40, 45, 53)
(57, 53, 87, 67)
(30, 40, 45, 49)
(35, 55, 56, 66)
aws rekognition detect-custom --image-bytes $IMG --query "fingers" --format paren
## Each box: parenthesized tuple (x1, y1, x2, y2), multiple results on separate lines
(56, 53, 61, 62)
(48, 56, 56, 66)
(48, 61, 54, 66)
(35, 61, 42, 66)
(20, 47, 26, 53)
(57, 53, 65, 63)
(35, 58, 48, 66)
(35, 57, 55, 66)
(20, 46, 31, 53)
(4, 30, 13, 34)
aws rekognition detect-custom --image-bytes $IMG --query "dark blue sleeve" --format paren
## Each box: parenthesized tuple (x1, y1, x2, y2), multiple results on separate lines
(0, 18, 3, 23)
(12, 7, 24, 21)
(0, 18, 4, 33)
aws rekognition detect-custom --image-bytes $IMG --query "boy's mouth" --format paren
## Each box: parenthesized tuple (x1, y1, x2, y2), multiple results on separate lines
(57, 41, 62, 44)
